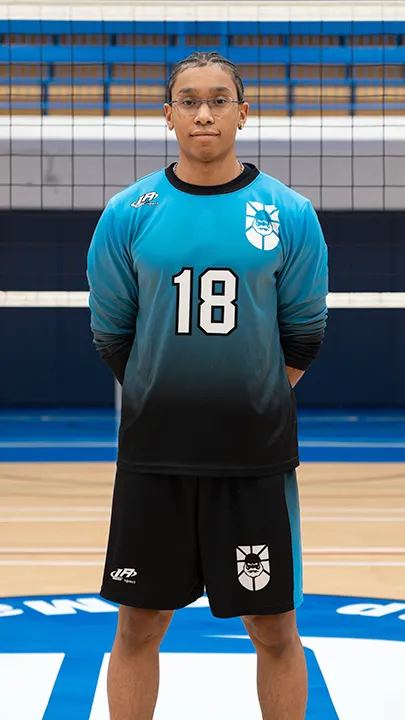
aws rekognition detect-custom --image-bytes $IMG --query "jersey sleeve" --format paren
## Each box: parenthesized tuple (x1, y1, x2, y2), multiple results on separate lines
(276, 200, 328, 371)
(87, 201, 138, 383)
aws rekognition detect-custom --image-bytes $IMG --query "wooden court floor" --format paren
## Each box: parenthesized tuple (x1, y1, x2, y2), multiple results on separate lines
(1, 462, 405, 600)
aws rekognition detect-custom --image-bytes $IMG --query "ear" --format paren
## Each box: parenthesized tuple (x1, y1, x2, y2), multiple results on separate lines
(238, 101, 249, 130)
(163, 103, 174, 131)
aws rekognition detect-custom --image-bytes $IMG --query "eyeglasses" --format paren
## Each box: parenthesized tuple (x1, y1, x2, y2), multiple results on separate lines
(169, 97, 243, 117)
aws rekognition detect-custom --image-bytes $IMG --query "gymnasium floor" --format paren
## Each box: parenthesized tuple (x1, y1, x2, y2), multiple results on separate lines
(1, 409, 405, 719)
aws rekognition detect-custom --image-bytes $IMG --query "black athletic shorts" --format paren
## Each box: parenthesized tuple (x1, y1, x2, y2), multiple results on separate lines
(100, 469, 303, 619)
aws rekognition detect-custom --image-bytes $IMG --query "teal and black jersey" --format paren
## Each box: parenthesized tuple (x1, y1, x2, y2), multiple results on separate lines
(87, 164, 328, 477)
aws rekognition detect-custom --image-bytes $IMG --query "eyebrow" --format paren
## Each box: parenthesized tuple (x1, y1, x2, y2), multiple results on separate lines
(176, 86, 233, 95)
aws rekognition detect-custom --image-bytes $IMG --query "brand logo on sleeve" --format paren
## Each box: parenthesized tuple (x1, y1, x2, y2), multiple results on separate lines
(131, 192, 159, 208)
(246, 201, 280, 250)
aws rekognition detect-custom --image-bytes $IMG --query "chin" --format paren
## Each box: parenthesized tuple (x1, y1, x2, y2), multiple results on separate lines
(196, 150, 219, 163)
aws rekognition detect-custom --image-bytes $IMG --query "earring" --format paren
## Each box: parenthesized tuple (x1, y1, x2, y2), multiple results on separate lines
(238, 123, 244, 130)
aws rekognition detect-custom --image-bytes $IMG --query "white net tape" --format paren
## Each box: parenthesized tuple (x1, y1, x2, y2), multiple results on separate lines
(2, 2, 405, 23)
(1, 291, 405, 308)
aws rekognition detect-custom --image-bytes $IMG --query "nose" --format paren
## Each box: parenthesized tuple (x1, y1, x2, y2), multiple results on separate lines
(194, 101, 214, 124)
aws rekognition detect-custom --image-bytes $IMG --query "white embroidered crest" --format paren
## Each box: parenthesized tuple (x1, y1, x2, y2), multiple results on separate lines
(246, 201, 280, 250)
(237, 545, 271, 591)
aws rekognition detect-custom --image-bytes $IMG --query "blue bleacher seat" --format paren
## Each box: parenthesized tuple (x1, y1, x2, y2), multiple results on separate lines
(108, 83, 164, 115)
(46, 83, 104, 115)
(0, 83, 42, 113)
(0, 19, 403, 116)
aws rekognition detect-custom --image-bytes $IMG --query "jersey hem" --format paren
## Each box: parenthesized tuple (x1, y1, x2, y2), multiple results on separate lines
(210, 597, 301, 619)
(99, 586, 204, 610)
(116, 456, 300, 478)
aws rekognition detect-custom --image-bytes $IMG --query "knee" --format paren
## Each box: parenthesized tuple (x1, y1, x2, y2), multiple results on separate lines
(242, 611, 299, 655)
(116, 606, 173, 654)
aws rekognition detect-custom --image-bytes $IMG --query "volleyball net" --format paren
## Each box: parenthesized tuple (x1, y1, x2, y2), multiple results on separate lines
(1, 1, 404, 409)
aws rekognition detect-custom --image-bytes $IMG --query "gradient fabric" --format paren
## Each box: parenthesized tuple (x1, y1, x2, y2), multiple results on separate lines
(87, 165, 328, 476)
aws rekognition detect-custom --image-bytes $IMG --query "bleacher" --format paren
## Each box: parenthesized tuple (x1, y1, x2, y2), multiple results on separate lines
(0, 20, 405, 115)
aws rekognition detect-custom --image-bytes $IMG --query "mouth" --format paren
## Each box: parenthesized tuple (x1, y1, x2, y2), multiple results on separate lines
(191, 132, 220, 137)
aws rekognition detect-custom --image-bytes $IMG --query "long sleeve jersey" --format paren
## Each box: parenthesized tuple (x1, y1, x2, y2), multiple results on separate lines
(87, 163, 328, 477)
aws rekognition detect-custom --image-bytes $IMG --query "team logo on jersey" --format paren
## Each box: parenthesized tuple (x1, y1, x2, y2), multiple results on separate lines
(236, 545, 271, 591)
(131, 191, 159, 208)
(246, 202, 280, 250)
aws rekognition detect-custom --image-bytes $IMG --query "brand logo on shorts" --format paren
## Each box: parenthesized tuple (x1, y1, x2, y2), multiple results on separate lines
(131, 191, 159, 208)
(110, 568, 137, 584)
(236, 545, 270, 591)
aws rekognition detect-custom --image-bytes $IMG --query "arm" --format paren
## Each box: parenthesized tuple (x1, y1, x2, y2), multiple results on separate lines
(277, 200, 328, 386)
(87, 201, 138, 385)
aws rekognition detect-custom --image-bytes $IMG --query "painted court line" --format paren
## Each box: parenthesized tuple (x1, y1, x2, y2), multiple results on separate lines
(5, 507, 405, 521)
(0, 517, 108, 523)
(299, 415, 405, 422)
(5, 506, 405, 514)
(2, 440, 405, 449)
(302, 516, 405, 522)
(2, 506, 111, 512)
(6, 412, 393, 423)
(1, 412, 404, 423)
(305, 561, 405, 567)
(4, 509, 405, 522)
(0, 442, 117, 448)
(305, 548, 405, 555)
(301, 440, 405, 448)
(4, 505, 405, 514)
(1, 559, 405, 567)
(0, 413, 113, 422)
(0, 560, 104, 567)
(0, 547, 105, 554)
(303, 507, 405, 514)
(1, 547, 405, 555)
(2, 515, 405, 523)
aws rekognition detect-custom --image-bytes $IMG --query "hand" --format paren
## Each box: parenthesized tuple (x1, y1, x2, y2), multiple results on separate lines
(286, 366, 305, 388)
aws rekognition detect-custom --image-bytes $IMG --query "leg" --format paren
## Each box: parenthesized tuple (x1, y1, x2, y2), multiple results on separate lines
(199, 470, 304, 716)
(101, 470, 203, 718)
(242, 610, 307, 720)
(108, 605, 173, 720)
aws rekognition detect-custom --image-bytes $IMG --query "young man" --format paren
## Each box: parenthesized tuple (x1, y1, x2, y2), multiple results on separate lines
(87, 52, 328, 720)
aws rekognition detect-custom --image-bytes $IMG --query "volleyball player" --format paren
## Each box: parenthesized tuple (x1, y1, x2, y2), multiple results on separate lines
(87, 52, 328, 720)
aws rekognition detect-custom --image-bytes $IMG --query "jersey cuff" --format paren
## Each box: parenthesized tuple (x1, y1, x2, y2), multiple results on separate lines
(281, 332, 324, 371)
(92, 332, 134, 385)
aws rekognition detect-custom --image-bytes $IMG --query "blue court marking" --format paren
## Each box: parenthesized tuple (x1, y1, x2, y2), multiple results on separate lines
(0, 408, 404, 461)
(42, 653, 102, 720)
(305, 648, 340, 720)
(1, 592, 404, 719)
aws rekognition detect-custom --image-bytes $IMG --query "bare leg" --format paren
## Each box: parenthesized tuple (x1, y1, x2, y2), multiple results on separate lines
(242, 610, 307, 720)
(107, 606, 173, 720)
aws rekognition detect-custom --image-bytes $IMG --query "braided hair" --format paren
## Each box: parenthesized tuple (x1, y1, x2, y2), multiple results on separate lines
(166, 51, 245, 103)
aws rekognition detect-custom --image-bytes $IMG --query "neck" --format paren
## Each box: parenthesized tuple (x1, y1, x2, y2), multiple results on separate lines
(174, 152, 242, 186)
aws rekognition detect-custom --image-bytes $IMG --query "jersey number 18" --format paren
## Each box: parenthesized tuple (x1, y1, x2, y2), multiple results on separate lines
(172, 268, 239, 336)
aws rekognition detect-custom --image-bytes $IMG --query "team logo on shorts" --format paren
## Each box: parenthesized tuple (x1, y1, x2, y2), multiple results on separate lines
(236, 545, 271, 591)
(246, 201, 280, 251)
